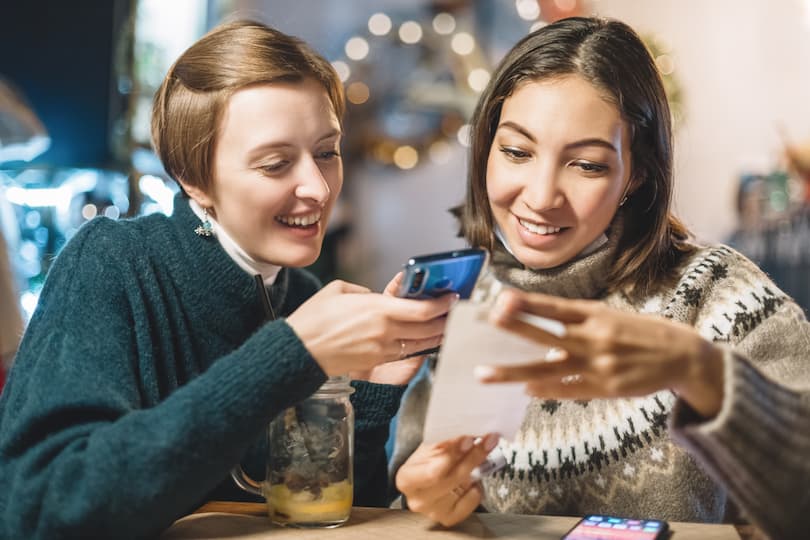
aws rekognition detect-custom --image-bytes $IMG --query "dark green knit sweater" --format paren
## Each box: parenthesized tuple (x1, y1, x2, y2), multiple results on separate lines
(0, 196, 404, 540)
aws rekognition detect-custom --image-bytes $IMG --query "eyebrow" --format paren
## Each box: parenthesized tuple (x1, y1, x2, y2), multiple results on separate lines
(497, 121, 617, 153)
(246, 128, 342, 159)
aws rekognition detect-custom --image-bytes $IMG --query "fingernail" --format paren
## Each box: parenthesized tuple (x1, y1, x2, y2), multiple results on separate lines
(451, 293, 461, 306)
(459, 436, 474, 452)
(473, 365, 496, 381)
(484, 433, 500, 452)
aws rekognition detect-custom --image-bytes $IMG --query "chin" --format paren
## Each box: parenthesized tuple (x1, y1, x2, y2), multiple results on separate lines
(514, 247, 570, 270)
(279, 250, 321, 268)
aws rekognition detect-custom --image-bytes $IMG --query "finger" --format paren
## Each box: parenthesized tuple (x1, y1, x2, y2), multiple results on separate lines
(393, 317, 447, 340)
(384, 293, 459, 322)
(437, 484, 483, 528)
(383, 271, 404, 297)
(435, 433, 499, 494)
(494, 289, 589, 324)
(394, 336, 443, 360)
(491, 316, 569, 350)
(396, 435, 484, 494)
(474, 357, 584, 384)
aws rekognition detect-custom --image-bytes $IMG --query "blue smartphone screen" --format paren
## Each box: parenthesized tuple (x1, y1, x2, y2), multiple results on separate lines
(398, 248, 486, 299)
(562, 515, 668, 540)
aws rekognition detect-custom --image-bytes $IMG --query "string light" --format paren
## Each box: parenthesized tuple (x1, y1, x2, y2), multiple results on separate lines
(81, 204, 98, 220)
(516, 0, 540, 20)
(432, 12, 456, 35)
(393, 145, 419, 169)
(331, 61, 351, 82)
(346, 81, 370, 104)
(530, 20, 547, 32)
(467, 68, 490, 92)
(368, 13, 392, 36)
(655, 54, 675, 75)
(451, 32, 475, 55)
(333, 11, 490, 169)
(428, 140, 452, 164)
(456, 124, 472, 147)
(345, 36, 370, 60)
(399, 21, 423, 44)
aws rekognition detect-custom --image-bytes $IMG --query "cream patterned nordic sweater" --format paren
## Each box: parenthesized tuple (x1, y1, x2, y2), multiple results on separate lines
(390, 226, 810, 539)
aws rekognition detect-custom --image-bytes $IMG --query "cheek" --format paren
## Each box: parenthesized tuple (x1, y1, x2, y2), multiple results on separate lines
(485, 157, 514, 209)
(568, 183, 619, 223)
(329, 166, 344, 198)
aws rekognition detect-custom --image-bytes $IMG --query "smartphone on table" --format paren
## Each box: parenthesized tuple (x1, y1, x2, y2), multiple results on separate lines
(561, 514, 669, 540)
(396, 248, 487, 299)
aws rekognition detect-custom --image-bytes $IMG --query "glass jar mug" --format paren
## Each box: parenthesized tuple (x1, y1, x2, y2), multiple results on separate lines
(232, 376, 355, 528)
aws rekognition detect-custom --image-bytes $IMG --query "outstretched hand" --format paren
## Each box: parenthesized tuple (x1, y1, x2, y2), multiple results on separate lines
(477, 289, 725, 418)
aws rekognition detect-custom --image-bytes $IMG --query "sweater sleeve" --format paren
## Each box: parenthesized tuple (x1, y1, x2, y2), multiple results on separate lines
(0, 222, 327, 540)
(350, 380, 406, 507)
(670, 300, 810, 540)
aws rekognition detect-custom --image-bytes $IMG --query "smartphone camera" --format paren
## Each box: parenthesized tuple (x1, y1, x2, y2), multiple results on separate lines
(408, 268, 426, 294)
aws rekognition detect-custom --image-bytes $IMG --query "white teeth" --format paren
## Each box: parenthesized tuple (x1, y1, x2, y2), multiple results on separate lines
(519, 218, 561, 235)
(276, 212, 321, 227)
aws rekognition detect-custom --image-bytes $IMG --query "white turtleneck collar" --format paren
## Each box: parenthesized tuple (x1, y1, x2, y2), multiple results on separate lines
(189, 199, 280, 286)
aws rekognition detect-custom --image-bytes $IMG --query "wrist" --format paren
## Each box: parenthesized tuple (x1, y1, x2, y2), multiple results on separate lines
(676, 338, 725, 418)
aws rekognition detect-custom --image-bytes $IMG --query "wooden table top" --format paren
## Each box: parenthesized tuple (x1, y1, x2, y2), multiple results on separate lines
(159, 502, 756, 540)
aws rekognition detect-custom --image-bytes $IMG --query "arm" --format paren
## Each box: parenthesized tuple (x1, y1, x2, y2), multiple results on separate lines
(670, 301, 810, 540)
(349, 380, 406, 506)
(0, 224, 326, 540)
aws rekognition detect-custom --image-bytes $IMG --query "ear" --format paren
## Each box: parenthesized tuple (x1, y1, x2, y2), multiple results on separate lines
(178, 180, 214, 209)
(624, 172, 643, 199)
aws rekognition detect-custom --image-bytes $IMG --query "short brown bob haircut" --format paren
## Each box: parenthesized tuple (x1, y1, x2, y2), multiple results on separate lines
(457, 17, 694, 296)
(151, 20, 345, 194)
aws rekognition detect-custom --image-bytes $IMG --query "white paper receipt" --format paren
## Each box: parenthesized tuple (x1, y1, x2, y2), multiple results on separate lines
(422, 301, 551, 444)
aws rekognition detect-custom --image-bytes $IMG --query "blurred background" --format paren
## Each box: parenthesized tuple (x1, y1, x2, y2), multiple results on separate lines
(1, 0, 810, 343)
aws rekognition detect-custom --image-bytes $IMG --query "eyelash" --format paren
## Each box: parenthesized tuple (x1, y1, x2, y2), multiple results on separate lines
(258, 150, 341, 175)
(499, 146, 608, 175)
(499, 146, 530, 161)
(573, 161, 608, 174)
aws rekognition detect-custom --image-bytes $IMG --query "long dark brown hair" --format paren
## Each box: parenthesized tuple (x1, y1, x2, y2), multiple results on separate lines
(457, 17, 694, 295)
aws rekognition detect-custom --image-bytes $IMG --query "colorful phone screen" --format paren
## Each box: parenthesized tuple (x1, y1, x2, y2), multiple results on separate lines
(562, 515, 668, 540)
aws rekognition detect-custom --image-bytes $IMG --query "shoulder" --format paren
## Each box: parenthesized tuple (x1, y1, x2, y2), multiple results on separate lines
(48, 217, 145, 276)
(661, 243, 796, 342)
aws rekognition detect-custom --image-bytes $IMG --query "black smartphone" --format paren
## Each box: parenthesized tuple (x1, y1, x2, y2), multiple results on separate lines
(397, 248, 487, 300)
(561, 514, 669, 540)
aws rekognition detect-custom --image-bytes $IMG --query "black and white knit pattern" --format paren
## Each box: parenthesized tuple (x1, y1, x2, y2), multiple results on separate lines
(480, 244, 791, 520)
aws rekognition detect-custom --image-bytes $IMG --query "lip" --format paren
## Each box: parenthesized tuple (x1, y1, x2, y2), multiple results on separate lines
(513, 214, 570, 248)
(512, 213, 567, 229)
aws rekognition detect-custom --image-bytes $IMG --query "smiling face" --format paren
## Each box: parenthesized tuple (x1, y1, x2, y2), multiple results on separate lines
(486, 75, 633, 269)
(182, 78, 342, 267)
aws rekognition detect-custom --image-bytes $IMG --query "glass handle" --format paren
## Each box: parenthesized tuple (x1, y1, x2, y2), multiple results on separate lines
(230, 465, 263, 497)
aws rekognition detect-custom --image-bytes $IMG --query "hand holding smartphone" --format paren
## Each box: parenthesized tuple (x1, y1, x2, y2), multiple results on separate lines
(397, 248, 487, 299)
(395, 248, 487, 359)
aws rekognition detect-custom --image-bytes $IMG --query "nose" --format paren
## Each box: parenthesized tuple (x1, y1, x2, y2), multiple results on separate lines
(294, 156, 331, 206)
(521, 162, 565, 212)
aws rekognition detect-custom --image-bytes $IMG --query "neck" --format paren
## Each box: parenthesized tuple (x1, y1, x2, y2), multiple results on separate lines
(189, 199, 281, 285)
(490, 218, 622, 299)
